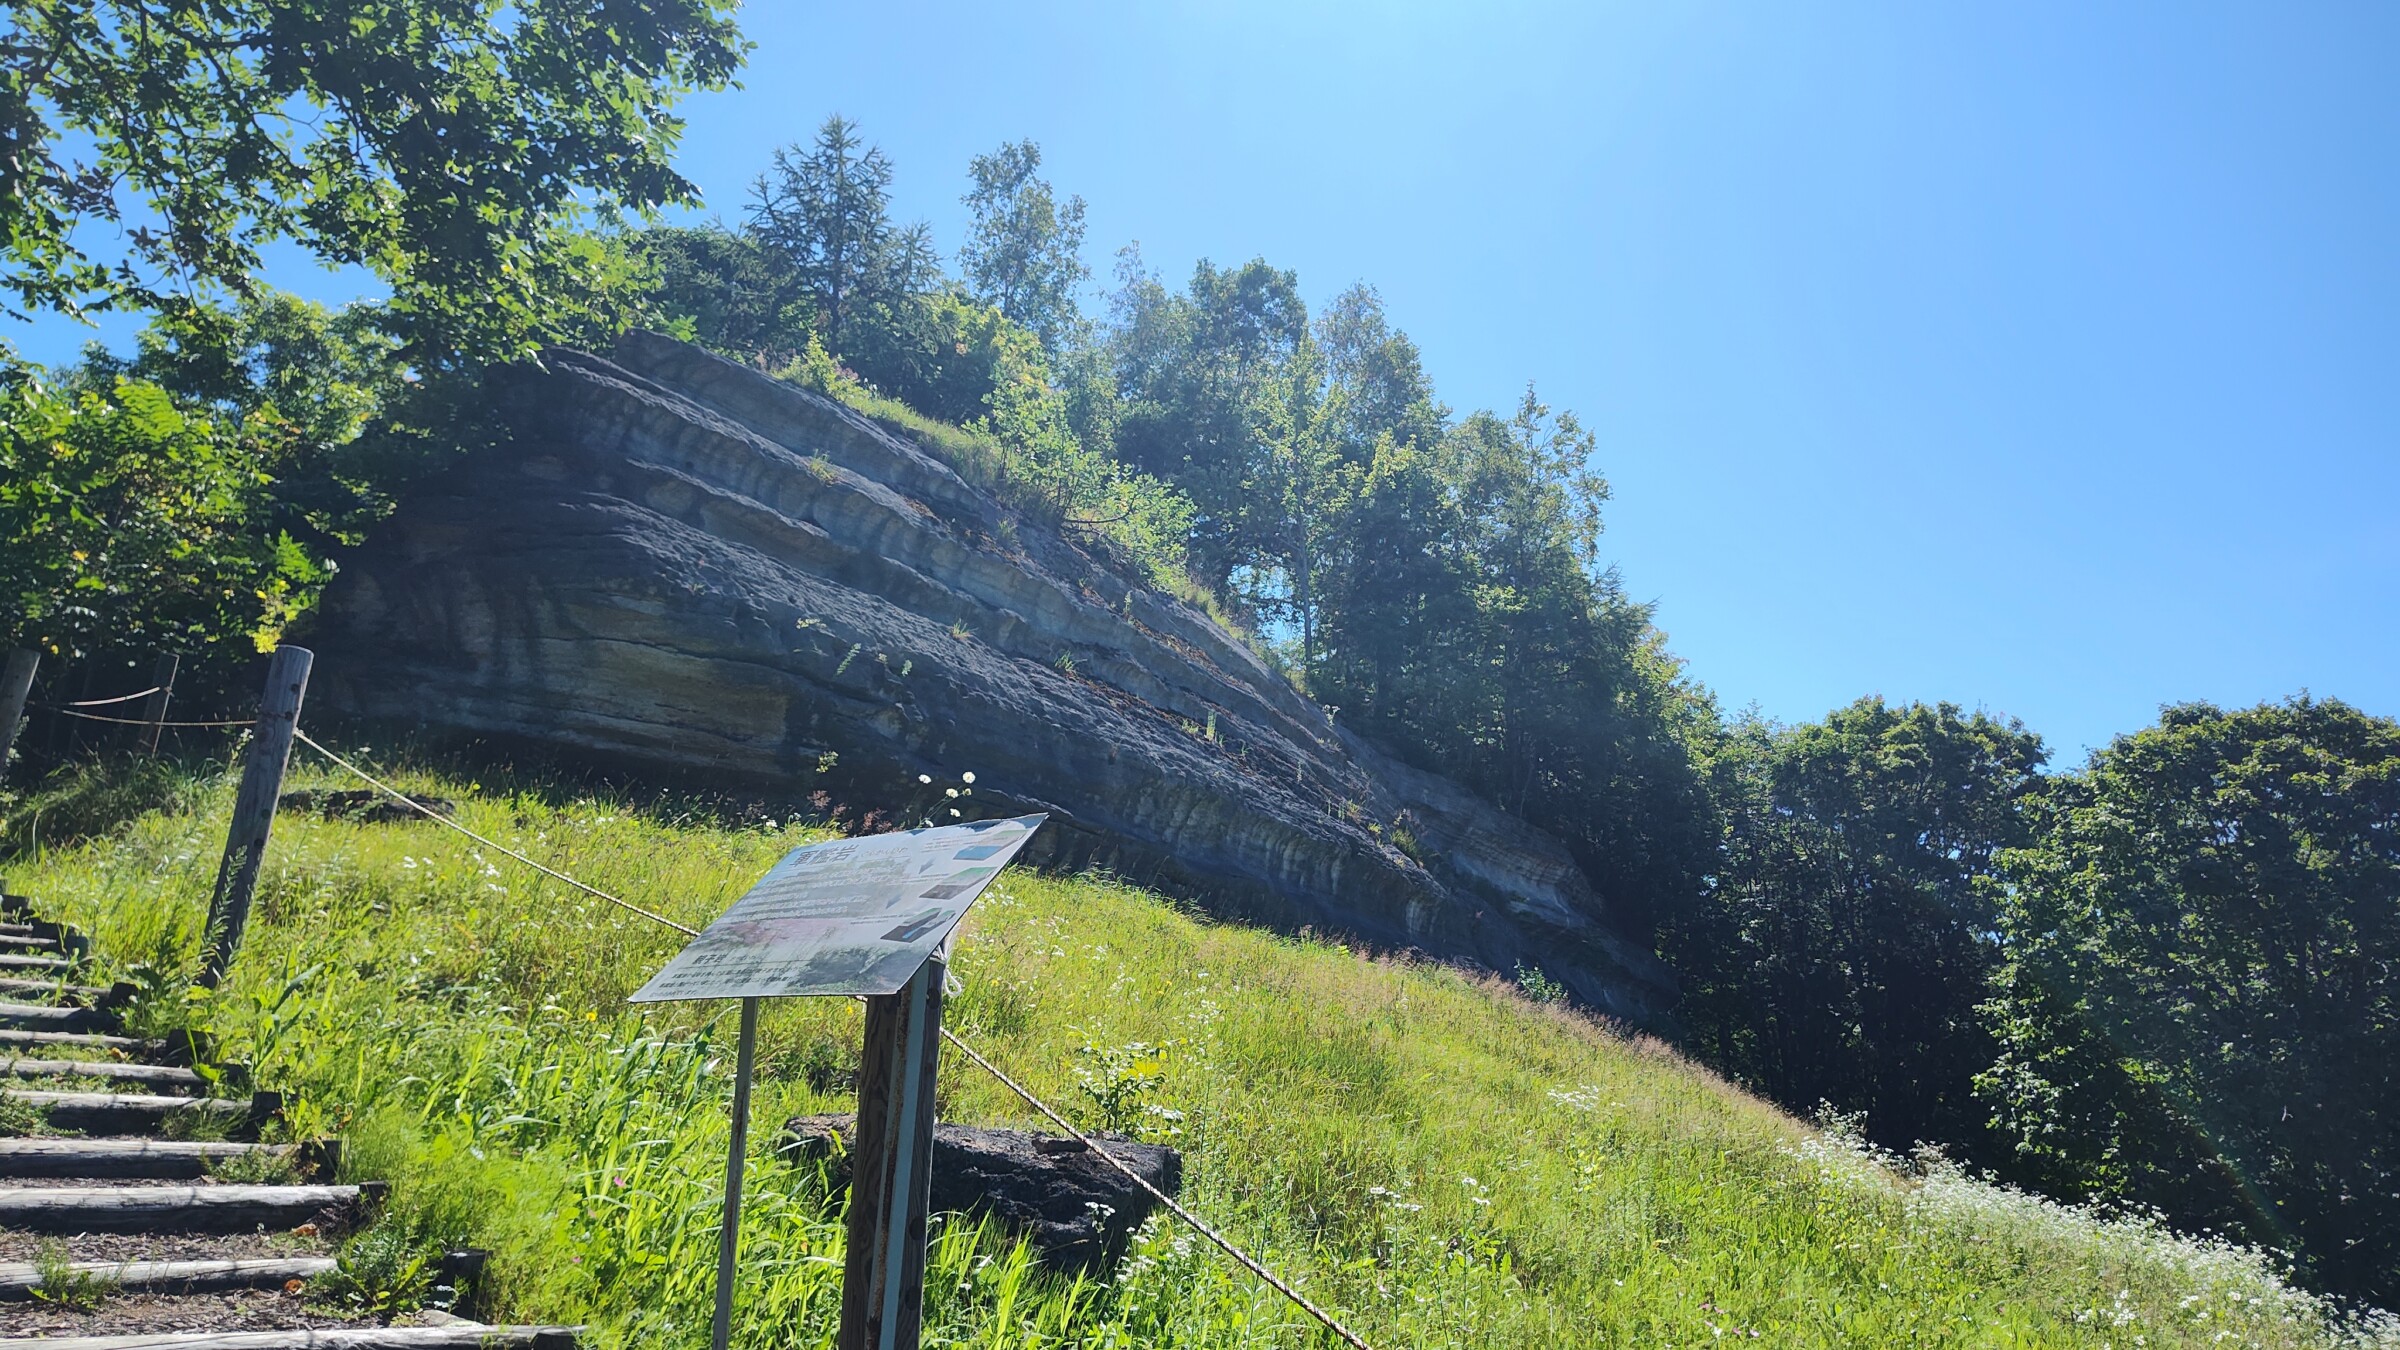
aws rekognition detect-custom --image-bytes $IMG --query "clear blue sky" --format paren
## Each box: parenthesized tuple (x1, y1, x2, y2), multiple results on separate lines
(22, 3, 2398, 761)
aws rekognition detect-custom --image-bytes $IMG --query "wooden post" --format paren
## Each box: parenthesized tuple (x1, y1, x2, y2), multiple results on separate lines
(837, 954, 945, 1350)
(710, 997, 760, 1350)
(0, 649, 36, 785)
(135, 653, 179, 755)
(197, 646, 312, 989)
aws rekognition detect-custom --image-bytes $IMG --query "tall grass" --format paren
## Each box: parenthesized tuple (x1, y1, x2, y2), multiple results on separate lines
(3, 753, 2392, 1348)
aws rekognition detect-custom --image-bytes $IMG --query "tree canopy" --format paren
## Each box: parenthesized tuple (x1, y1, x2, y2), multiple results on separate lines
(1, 0, 745, 360)
(959, 139, 1089, 351)
(1982, 698, 2400, 1301)
(1667, 699, 2048, 1157)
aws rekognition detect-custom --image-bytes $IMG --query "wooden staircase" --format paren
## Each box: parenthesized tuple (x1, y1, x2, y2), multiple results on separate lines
(0, 895, 580, 1349)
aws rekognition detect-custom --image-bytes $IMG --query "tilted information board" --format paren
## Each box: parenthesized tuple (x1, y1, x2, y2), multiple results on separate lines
(630, 813, 1047, 1003)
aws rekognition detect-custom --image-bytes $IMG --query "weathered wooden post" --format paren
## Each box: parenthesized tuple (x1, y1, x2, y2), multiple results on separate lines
(711, 996, 761, 1350)
(135, 653, 179, 755)
(0, 649, 37, 785)
(838, 953, 946, 1350)
(198, 646, 312, 988)
(628, 815, 1046, 1350)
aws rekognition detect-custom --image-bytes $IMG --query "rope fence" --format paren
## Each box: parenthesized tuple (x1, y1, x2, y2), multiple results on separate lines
(287, 725, 1378, 1350)
(21, 672, 1377, 1349)
(65, 687, 163, 707)
(40, 707, 256, 729)
(939, 1026, 1376, 1349)
(291, 729, 699, 939)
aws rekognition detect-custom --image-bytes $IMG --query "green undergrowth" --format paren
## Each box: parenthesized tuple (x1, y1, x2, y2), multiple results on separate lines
(801, 372, 1252, 641)
(3, 754, 2392, 1348)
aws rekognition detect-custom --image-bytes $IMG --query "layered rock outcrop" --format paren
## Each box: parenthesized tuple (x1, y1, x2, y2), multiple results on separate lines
(309, 333, 1673, 1019)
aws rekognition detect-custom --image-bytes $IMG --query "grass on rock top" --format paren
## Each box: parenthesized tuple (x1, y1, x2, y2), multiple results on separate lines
(2, 751, 2390, 1349)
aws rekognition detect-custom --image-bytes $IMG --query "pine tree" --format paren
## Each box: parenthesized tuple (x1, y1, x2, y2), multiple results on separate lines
(748, 116, 902, 353)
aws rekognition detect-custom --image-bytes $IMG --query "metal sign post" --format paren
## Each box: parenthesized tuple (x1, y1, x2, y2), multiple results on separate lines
(630, 814, 1047, 1350)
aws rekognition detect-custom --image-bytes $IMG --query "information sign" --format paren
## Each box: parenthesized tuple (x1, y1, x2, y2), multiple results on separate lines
(630, 813, 1047, 1003)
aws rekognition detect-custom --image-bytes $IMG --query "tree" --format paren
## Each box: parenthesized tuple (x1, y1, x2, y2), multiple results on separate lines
(0, 0, 745, 362)
(635, 225, 811, 362)
(1664, 699, 2048, 1157)
(1, 290, 513, 699)
(1109, 253, 1310, 591)
(1311, 377, 1715, 934)
(0, 355, 322, 662)
(747, 116, 928, 355)
(1242, 333, 1353, 669)
(1314, 284, 1446, 458)
(959, 140, 1089, 350)
(1980, 697, 2400, 1303)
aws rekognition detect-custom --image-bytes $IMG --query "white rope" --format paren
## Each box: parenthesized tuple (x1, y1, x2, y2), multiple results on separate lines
(65, 686, 162, 707)
(938, 1026, 1377, 1349)
(41, 707, 251, 728)
(291, 728, 698, 937)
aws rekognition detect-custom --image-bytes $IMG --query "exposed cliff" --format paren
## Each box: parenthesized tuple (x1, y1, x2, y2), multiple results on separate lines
(309, 333, 1674, 1020)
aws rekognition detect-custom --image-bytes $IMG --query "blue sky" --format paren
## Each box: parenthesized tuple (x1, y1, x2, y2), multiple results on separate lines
(18, 2, 2396, 761)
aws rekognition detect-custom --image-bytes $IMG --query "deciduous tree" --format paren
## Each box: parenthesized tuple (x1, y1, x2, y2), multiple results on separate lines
(1, 0, 745, 362)
(959, 140, 1089, 351)
(1981, 697, 2400, 1303)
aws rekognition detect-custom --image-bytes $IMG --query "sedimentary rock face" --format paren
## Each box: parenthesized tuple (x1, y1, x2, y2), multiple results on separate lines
(308, 333, 1673, 1021)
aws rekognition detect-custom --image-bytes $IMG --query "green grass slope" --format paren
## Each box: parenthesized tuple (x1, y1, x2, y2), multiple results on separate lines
(3, 754, 2389, 1348)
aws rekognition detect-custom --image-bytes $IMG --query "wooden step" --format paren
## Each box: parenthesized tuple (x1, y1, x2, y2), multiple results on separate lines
(0, 1182, 375, 1234)
(0, 1138, 298, 1180)
(0, 1326, 580, 1348)
(0, 1028, 204, 1066)
(0, 938, 60, 955)
(0, 1028, 156, 1057)
(0, 1254, 337, 1299)
(0, 917, 78, 945)
(0, 1003, 115, 1034)
(2, 1058, 204, 1092)
(0, 978, 114, 1005)
(2, 1089, 250, 1135)
(0, 954, 76, 975)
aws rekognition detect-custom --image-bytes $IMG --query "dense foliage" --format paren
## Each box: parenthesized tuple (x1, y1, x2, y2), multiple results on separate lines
(1, 295, 418, 662)
(1674, 696, 2400, 1305)
(1, 0, 743, 360)
(1667, 700, 2047, 1159)
(1980, 699, 2400, 1301)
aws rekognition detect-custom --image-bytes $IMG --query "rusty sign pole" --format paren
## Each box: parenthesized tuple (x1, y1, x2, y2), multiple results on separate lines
(838, 952, 945, 1350)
